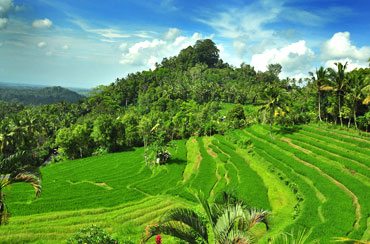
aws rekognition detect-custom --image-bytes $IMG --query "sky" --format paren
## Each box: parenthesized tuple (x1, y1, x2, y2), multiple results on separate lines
(0, 0, 370, 88)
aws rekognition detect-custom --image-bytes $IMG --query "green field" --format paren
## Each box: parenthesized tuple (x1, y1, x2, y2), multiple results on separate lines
(1, 125, 370, 243)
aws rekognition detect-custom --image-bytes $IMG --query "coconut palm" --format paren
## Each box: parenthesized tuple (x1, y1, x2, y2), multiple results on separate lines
(309, 67, 328, 122)
(345, 70, 368, 129)
(327, 62, 348, 126)
(0, 151, 41, 225)
(259, 83, 287, 139)
(142, 191, 269, 244)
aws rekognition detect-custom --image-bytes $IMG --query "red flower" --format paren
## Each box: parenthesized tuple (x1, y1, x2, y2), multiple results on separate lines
(155, 234, 162, 244)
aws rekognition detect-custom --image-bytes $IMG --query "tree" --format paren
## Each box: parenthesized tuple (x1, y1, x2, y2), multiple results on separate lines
(345, 70, 368, 129)
(0, 151, 41, 225)
(142, 191, 269, 244)
(193, 39, 220, 68)
(309, 67, 328, 121)
(259, 84, 287, 138)
(327, 62, 348, 126)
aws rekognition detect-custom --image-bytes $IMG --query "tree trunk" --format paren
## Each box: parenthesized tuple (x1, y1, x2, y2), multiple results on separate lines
(0, 189, 3, 226)
(348, 116, 351, 128)
(338, 93, 343, 126)
(318, 91, 322, 121)
(270, 110, 274, 139)
(353, 107, 358, 129)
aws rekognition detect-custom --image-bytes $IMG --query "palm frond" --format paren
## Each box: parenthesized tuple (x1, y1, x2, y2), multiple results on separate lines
(161, 207, 208, 243)
(142, 221, 200, 244)
(269, 229, 316, 244)
(333, 237, 370, 244)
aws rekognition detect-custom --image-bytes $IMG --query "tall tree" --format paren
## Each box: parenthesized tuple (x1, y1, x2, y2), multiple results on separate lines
(259, 84, 287, 138)
(309, 67, 328, 121)
(327, 62, 348, 126)
(345, 70, 367, 129)
(0, 151, 41, 225)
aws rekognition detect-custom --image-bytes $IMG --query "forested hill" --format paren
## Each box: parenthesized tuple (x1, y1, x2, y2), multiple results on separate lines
(0, 85, 85, 105)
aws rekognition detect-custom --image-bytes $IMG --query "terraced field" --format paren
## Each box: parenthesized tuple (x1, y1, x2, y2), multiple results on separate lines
(0, 125, 369, 243)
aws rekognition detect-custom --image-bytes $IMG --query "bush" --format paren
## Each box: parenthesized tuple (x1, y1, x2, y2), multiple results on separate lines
(66, 225, 120, 244)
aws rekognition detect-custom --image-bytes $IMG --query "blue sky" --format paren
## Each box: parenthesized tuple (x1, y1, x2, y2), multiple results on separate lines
(1, 0, 369, 88)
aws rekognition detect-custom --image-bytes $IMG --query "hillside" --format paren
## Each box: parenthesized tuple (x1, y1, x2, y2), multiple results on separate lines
(1, 125, 369, 244)
(0, 86, 85, 105)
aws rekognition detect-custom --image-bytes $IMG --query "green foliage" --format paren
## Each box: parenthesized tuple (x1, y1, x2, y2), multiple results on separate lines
(66, 225, 120, 244)
(0, 86, 84, 105)
(227, 104, 246, 129)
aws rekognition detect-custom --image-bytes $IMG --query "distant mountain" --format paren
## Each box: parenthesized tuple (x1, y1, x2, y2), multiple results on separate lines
(0, 82, 91, 96)
(0, 85, 86, 105)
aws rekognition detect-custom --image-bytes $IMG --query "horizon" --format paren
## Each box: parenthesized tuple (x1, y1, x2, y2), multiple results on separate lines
(1, 0, 370, 88)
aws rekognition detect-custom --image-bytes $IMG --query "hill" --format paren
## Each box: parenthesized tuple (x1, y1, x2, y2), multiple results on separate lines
(1, 124, 369, 243)
(0, 86, 85, 105)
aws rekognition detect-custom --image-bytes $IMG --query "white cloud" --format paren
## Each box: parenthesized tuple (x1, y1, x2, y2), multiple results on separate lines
(324, 59, 368, 72)
(37, 41, 46, 48)
(321, 32, 370, 61)
(164, 28, 181, 41)
(251, 40, 315, 75)
(119, 42, 128, 51)
(232, 40, 248, 57)
(120, 32, 202, 69)
(0, 17, 7, 28)
(0, 0, 16, 29)
(32, 18, 53, 29)
(63, 44, 69, 50)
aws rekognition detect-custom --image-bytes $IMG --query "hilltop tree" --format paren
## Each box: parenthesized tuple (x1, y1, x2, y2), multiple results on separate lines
(193, 39, 220, 68)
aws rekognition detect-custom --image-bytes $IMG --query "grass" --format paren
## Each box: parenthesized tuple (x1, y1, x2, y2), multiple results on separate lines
(2, 123, 370, 243)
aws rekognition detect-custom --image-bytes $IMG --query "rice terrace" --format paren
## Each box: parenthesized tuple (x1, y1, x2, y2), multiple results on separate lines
(1, 123, 369, 243)
(1, 0, 370, 244)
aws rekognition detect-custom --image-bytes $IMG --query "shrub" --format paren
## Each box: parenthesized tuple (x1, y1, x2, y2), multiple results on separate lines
(66, 225, 120, 244)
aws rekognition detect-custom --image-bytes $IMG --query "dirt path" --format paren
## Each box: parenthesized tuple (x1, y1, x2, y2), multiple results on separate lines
(195, 151, 202, 169)
(305, 125, 370, 145)
(281, 137, 311, 154)
(288, 135, 370, 173)
(292, 154, 361, 229)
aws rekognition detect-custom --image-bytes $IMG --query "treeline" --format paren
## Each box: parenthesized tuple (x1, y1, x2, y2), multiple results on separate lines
(0, 86, 85, 105)
(0, 39, 369, 164)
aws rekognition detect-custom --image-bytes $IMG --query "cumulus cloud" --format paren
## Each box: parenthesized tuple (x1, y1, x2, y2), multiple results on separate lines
(0, 17, 7, 28)
(32, 18, 53, 29)
(163, 28, 181, 41)
(37, 41, 46, 48)
(325, 59, 368, 72)
(119, 42, 128, 51)
(120, 32, 202, 69)
(251, 40, 315, 75)
(322, 32, 370, 61)
(0, 0, 17, 29)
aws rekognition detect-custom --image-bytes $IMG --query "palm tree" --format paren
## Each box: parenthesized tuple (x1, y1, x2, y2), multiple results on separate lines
(142, 191, 269, 244)
(309, 67, 328, 122)
(345, 70, 368, 129)
(0, 151, 41, 225)
(327, 62, 348, 126)
(259, 84, 287, 139)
